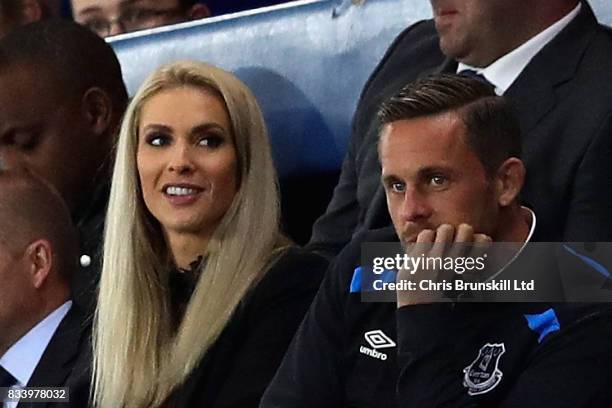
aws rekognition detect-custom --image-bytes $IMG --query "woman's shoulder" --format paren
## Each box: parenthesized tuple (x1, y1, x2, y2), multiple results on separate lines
(272, 245, 329, 272)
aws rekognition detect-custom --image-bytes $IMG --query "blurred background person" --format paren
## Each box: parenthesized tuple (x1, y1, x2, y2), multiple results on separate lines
(0, 0, 47, 37)
(0, 168, 90, 408)
(0, 20, 129, 313)
(71, 0, 211, 37)
(93, 60, 326, 407)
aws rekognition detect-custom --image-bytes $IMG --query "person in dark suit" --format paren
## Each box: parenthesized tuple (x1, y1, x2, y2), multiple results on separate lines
(0, 168, 90, 408)
(309, 0, 612, 258)
(92, 60, 327, 408)
(0, 20, 129, 314)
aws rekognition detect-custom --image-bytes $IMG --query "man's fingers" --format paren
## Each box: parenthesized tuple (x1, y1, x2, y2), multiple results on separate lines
(447, 223, 474, 259)
(416, 229, 435, 243)
(454, 223, 474, 243)
(469, 233, 492, 262)
(431, 224, 454, 259)
(410, 228, 435, 258)
(473, 233, 492, 245)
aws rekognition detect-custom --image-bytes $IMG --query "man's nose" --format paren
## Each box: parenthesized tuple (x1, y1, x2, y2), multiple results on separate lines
(400, 186, 432, 222)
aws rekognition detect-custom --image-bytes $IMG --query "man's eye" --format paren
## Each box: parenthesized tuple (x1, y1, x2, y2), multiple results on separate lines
(10, 132, 38, 151)
(390, 182, 405, 193)
(122, 9, 148, 24)
(84, 18, 109, 33)
(429, 175, 447, 187)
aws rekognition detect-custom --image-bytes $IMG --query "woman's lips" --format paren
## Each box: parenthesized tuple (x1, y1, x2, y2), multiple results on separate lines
(162, 184, 204, 206)
(164, 190, 202, 206)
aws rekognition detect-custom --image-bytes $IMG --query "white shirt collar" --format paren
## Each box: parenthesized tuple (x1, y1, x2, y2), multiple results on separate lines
(0, 301, 72, 387)
(485, 207, 537, 282)
(457, 2, 581, 95)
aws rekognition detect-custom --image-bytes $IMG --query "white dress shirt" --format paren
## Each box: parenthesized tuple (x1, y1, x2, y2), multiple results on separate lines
(0, 301, 72, 408)
(457, 3, 582, 95)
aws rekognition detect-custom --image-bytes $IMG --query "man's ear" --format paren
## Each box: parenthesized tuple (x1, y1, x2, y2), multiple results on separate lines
(20, 0, 43, 24)
(188, 3, 211, 20)
(82, 87, 114, 137)
(24, 239, 53, 289)
(495, 157, 526, 207)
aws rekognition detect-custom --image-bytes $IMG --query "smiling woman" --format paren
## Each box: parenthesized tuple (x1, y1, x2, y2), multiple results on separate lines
(92, 60, 327, 407)
(136, 86, 238, 264)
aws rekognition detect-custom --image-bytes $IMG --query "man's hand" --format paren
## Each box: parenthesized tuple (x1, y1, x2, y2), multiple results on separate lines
(397, 223, 491, 308)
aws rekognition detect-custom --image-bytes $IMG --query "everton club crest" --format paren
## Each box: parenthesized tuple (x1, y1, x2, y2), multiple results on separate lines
(463, 343, 506, 396)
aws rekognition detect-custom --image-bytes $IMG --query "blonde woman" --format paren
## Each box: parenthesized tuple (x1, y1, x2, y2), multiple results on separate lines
(92, 60, 327, 407)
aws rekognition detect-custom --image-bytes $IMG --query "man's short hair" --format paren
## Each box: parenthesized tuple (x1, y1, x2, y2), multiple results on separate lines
(378, 74, 522, 175)
(0, 19, 128, 110)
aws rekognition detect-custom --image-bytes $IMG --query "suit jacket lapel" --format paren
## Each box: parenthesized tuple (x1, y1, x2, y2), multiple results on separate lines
(432, 58, 457, 75)
(504, 1, 599, 135)
(21, 306, 88, 407)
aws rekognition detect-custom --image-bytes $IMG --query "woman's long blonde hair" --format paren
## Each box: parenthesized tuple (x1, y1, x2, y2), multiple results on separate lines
(93, 60, 287, 407)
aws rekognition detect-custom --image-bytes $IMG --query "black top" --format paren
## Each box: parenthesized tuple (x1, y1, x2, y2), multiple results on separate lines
(164, 246, 328, 407)
(169, 255, 206, 325)
(72, 181, 109, 316)
(262, 226, 612, 407)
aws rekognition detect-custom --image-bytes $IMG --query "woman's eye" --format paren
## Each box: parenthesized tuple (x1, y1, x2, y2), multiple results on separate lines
(146, 134, 168, 147)
(198, 135, 222, 148)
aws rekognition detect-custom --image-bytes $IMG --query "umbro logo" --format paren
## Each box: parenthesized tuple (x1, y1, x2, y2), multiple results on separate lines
(360, 330, 396, 361)
(364, 330, 396, 349)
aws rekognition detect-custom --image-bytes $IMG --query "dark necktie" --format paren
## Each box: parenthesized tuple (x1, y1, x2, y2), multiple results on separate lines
(458, 69, 495, 89)
(0, 365, 17, 388)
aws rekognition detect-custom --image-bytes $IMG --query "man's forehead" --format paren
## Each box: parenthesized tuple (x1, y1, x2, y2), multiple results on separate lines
(379, 112, 477, 177)
(381, 112, 468, 152)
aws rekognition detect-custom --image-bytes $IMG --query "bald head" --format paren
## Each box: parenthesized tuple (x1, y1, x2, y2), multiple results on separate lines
(0, 167, 78, 282)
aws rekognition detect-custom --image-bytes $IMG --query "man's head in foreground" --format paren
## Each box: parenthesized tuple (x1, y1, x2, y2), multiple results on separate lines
(0, 167, 77, 356)
(71, 0, 210, 37)
(429, 0, 581, 67)
(0, 20, 128, 213)
(378, 74, 528, 246)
